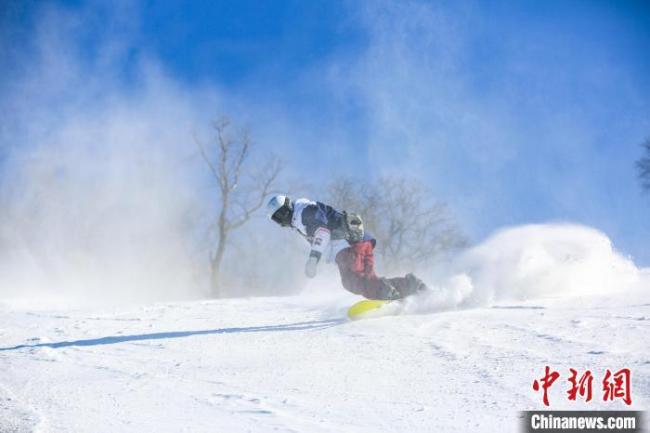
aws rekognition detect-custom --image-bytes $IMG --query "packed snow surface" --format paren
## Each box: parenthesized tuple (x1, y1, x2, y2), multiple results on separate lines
(2, 293, 649, 433)
(1, 224, 649, 432)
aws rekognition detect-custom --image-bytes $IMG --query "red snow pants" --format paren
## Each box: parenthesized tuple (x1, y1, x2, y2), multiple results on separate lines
(335, 240, 388, 299)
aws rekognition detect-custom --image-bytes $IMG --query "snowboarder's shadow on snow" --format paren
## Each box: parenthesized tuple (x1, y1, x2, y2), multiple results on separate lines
(0, 319, 344, 352)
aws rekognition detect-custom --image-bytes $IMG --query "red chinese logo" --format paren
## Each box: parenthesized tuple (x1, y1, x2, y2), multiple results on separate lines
(532, 366, 632, 407)
(602, 368, 632, 406)
(532, 366, 560, 407)
(567, 368, 593, 402)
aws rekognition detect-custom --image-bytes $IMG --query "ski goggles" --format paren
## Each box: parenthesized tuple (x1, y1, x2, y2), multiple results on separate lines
(271, 204, 293, 227)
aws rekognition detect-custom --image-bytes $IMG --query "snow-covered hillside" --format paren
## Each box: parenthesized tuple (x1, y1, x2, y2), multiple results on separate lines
(1, 224, 649, 433)
(1, 291, 649, 433)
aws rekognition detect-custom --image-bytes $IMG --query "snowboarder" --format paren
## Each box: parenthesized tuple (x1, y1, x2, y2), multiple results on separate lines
(266, 195, 428, 300)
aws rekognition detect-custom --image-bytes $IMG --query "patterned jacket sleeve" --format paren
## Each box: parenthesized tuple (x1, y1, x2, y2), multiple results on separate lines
(300, 204, 331, 262)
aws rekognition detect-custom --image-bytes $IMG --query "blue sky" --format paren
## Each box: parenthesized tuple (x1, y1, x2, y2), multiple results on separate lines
(1, 0, 650, 265)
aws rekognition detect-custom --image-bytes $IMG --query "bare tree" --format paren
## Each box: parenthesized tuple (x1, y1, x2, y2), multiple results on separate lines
(197, 117, 281, 297)
(326, 177, 381, 225)
(326, 176, 466, 273)
(637, 138, 650, 193)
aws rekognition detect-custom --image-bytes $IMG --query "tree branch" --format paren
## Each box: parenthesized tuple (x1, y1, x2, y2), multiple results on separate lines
(195, 132, 220, 185)
(227, 157, 282, 230)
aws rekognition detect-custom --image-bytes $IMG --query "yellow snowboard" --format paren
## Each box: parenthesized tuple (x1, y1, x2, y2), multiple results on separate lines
(347, 299, 396, 320)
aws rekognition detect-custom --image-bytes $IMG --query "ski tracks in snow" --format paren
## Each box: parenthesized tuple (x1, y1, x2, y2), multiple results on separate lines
(0, 295, 649, 433)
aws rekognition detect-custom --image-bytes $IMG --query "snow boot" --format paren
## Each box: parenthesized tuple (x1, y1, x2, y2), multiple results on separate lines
(377, 273, 428, 300)
(404, 273, 428, 293)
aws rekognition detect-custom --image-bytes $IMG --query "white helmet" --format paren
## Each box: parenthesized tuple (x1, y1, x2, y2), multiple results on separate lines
(267, 194, 293, 226)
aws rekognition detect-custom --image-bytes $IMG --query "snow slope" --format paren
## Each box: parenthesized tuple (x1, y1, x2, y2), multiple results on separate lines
(1, 224, 649, 432)
(1, 291, 649, 433)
